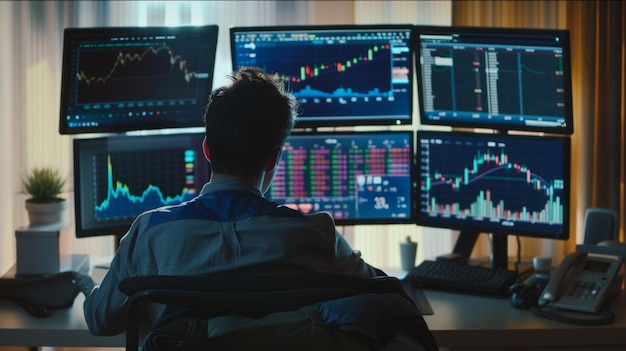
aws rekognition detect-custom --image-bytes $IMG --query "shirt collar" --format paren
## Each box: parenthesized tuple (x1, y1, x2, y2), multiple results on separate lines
(199, 178, 263, 197)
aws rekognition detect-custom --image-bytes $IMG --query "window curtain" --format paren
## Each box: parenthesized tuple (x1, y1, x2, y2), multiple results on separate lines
(452, 1, 626, 262)
(0, 1, 87, 274)
(0, 1, 454, 275)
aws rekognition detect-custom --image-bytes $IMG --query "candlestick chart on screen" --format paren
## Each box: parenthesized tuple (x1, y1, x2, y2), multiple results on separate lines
(418, 135, 566, 232)
(230, 26, 413, 125)
(263, 43, 393, 99)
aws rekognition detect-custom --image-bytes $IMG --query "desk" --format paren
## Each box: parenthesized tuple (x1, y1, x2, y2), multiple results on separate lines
(0, 293, 125, 348)
(1, 269, 625, 350)
(0, 257, 125, 348)
(421, 289, 626, 350)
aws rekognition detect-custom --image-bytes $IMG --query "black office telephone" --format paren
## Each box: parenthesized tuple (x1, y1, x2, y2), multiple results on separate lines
(538, 245, 624, 314)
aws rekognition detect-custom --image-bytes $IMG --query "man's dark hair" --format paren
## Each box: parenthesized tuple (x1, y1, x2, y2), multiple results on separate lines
(203, 66, 298, 176)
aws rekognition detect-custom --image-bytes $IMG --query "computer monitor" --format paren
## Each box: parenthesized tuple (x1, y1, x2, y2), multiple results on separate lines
(414, 26, 573, 134)
(73, 132, 210, 238)
(59, 25, 219, 134)
(230, 25, 414, 128)
(415, 130, 571, 268)
(267, 131, 415, 225)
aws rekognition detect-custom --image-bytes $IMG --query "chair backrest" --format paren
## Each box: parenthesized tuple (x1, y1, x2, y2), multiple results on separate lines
(583, 208, 618, 245)
(119, 271, 437, 351)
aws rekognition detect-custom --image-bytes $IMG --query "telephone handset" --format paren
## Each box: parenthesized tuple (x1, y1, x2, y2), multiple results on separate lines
(538, 250, 623, 313)
(538, 252, 586, 306)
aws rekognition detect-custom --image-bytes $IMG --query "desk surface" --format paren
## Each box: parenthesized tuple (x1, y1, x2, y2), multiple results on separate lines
(1, 266, 625, 349)
(0, 293, 125, 347)
(0, 256, 125, 348)
(422, 289, 626, 350)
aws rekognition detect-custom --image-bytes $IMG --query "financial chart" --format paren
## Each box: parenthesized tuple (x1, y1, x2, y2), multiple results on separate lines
(60, 25, 218, 134)
(75, 42, 208, 104)
(231, 26, 413, 126)
(93, 148, 199, 221)
(417, 132, 569, 235)
(421, 48, 566, 118)
(73, 133, 210, 237)
(267, 132, 414, 223)
(414, 26, 573, 134)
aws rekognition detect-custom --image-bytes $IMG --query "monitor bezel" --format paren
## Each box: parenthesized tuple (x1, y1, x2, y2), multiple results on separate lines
(414, 130, 571, 240)
(230, 24, 415, 129)
(72, 131, 209, 238)
(269, 129, 417, 226)
(413, 25, 574, 135)
(59, 25, 219, 135)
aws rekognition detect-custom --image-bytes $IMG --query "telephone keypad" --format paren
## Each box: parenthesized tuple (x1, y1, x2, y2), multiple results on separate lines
(567, 280, 603, 300)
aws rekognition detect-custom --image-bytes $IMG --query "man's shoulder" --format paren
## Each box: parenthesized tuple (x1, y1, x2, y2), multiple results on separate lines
(304, 211, 333, 222)
(302, 211, 336, 231)
(142, 190, 305, 229)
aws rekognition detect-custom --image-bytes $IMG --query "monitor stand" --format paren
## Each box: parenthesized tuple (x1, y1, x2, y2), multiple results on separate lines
(436, 230, 509, 270)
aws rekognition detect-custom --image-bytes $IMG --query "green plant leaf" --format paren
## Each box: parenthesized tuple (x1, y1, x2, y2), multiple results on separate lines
(22, 167, 66, 203)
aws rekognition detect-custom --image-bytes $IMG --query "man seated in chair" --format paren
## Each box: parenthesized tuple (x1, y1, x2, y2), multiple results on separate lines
(77, 66, 436, 350)
(80, 66, 383, 333)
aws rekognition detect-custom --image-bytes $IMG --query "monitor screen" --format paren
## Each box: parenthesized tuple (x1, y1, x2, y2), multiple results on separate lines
(414, 26, 573, 134)
(230, 25, 413, 128)
(416, 130, 570, 240)
(267, 131, 415, 225)
(73, 132, 210, 237)
(59, 25, 219, 134)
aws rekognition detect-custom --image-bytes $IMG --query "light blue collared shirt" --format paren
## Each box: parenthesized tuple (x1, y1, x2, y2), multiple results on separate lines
(84, 178, 380, 336)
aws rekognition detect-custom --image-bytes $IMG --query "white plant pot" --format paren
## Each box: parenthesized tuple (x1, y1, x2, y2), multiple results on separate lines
(25, 200, 67, 226)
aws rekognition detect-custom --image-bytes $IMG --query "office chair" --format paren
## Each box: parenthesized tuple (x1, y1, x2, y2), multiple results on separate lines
(120, 271, 438, 351)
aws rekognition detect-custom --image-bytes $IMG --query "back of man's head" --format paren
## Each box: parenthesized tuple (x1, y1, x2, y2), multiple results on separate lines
(203, 66, 298, 176)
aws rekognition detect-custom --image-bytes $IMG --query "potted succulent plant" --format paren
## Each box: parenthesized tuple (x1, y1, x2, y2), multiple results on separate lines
(22, 167, 67, 226)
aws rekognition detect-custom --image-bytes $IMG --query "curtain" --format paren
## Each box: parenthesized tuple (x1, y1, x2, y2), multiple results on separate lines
(1, 0, 134, 276)
(452, 1, 626, 263)
(582, 2, 625, 240)
(0, 1, 17, 272)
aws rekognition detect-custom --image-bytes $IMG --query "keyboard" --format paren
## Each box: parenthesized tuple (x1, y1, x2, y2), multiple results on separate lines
(405, 260, 518, 297)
